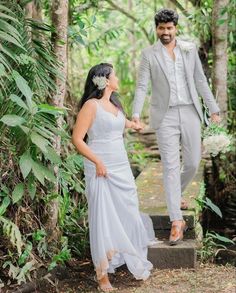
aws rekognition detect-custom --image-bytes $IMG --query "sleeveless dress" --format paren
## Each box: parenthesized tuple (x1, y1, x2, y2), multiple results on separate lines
(83, 100, 154, 280)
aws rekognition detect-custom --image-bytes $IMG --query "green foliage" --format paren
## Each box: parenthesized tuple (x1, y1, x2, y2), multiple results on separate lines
(3, 259, 36, 285)
(195, 182, 222, 217)
(196, 164, 235, 262)
(32, 229, 48, 258)
(125, 134, 148, 168)
(1, 0, 235, 287)
(203, 123, 232, 138)
(204, 197, 223, 218)
(0, 216, 24, 255)
(48, 237, 71, 271)
(67, 0, 155, 111)
(198, 231, 235, 262)
(188, 1, 213, 42)
(0, 1, 88, 286)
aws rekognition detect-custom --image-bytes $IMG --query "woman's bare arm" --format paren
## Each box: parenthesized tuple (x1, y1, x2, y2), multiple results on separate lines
(72, 101, 107, 177)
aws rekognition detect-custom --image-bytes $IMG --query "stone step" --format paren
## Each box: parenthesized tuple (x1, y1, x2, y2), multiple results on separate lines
(148, 239, 200, 269)
(155, 228, 196, 240)
(137, 162, 203, 215)
(150, 214, 196, 239)
(150, 214, 195, 230)
(154, 221, 203, 241)
(135, 159, 203, 269)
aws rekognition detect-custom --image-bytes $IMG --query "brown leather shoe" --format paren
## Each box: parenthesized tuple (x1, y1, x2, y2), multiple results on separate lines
(169, 220, 187, 246)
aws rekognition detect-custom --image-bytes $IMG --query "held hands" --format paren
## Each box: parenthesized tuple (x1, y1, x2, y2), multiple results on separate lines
(131, 121, 144, 131)
(95, 160, 107, 177)
(210, 113, 221, 124)
(131, 117, 144, 131)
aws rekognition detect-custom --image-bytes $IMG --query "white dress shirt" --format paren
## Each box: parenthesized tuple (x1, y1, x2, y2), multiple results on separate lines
(161, 42, 193, 107)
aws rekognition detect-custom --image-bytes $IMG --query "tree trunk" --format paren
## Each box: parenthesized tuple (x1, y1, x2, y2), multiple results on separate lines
(25, 1, 42, 21)
(212, 0, 228, 121)
(128, 0, 137, 81)
(46, 0, 68, 243)
(32, 1, 42, 22)
(25, 2, 33, 19)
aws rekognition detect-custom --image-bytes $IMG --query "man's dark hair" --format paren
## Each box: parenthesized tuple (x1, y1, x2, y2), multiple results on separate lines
(154, 9, 179, 27)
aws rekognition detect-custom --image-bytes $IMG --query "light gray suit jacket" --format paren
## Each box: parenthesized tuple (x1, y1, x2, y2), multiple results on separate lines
(132, 39, 220, 129)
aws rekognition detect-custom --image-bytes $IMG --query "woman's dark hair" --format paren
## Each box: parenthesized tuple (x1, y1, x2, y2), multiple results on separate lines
(78, 62, 124, 113)
(154, 9, 179, 27)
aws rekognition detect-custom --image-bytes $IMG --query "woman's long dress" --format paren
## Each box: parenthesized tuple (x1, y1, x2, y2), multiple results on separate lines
(84, 100, 154, 280)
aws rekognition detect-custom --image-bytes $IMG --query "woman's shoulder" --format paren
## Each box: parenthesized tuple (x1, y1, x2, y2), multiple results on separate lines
(83, 99, 98, 110)
(77, 99, 98, 120)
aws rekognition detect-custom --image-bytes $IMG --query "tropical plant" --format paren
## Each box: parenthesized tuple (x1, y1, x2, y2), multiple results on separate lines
(0, 1, 87, 286)
(198, 231, 235, 262)
(195, 182, 223, 218)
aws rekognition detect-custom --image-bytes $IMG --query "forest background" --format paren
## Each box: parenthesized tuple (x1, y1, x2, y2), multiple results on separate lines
(0, 0, 235, 288)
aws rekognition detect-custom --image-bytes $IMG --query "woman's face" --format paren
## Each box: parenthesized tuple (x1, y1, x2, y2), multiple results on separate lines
(107, 69, 119, 91)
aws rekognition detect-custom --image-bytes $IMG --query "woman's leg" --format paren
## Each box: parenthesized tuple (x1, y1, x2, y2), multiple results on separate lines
(97, 273, 116, 292)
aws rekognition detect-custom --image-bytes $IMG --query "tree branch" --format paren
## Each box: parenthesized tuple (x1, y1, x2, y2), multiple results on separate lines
(75, 3, 96, 13)
(104, 0, 152, 44)
(169, 0, 190, 17)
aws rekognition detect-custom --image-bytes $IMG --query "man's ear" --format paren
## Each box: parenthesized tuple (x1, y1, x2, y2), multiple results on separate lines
(155, 26, 159, 36)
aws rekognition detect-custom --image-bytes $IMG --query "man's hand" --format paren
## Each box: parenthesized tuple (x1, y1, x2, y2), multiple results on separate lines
(210, 113, 221, 124)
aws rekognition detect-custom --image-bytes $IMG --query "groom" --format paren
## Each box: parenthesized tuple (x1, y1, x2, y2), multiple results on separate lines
(132, 9, 221, 245)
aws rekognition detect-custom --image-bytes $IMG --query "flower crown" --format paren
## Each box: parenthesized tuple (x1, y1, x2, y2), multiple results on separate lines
(92, 75, 107, 90)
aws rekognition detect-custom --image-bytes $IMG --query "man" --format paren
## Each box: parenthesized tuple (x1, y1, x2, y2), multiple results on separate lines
(132, 9, 221, 245)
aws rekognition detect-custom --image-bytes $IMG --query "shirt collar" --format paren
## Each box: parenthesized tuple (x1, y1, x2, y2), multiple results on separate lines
(158, 38, 179, 51)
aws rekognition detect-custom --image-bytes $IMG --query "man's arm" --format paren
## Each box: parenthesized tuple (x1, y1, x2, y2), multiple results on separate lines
(193, 45, 220, 121)
(132, 50, 151, 122)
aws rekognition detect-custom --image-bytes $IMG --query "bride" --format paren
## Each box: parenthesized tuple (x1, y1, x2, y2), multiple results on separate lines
(72, 63, 155, 292)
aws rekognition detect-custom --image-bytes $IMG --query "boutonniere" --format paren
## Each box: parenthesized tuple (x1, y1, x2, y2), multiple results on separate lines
(178, 42, 195, 53)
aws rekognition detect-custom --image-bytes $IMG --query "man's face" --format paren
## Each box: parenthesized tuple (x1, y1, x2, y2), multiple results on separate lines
(156, 22, 177, 45)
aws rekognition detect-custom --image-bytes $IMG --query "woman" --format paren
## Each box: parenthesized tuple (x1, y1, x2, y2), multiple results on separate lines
(72, 63, 154, 292)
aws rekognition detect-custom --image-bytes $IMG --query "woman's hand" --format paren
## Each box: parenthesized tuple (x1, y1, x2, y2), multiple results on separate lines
(131, 121, 144, 131)
(125, 119, 144, 131)
(95, 160, 107, 177)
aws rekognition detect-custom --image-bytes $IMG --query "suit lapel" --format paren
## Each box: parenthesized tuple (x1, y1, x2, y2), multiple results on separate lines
(153, 41, 171, 86)
(152, 39, 192, 87)
(177, 39, 191, 78)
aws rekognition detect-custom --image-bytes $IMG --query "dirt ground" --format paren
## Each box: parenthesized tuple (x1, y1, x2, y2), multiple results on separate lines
(59, 262, 236, 293)
(3, 259, 234, 293)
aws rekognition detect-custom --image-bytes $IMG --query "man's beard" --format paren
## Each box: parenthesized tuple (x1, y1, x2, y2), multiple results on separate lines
(159, 34, 174, 45)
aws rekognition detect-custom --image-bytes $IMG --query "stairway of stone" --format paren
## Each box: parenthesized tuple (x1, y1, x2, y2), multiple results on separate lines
(132, 128, 203, 269)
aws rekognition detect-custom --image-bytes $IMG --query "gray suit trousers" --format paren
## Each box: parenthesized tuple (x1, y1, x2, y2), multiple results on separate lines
(156, 104, 201, 221)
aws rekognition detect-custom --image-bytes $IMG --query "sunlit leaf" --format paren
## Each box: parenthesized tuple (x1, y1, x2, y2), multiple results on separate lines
(13, 71, 33, 110)
(19, 151, 32, 179)
(31, 161, 45, 185)
(30, 131, 49, 153)
(204, 197, 222, 218)
(0, 114, 25, 126)
(12, 183, 24, 204)
(10, 94, 28, 110)
(0, 197, 10, 216)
